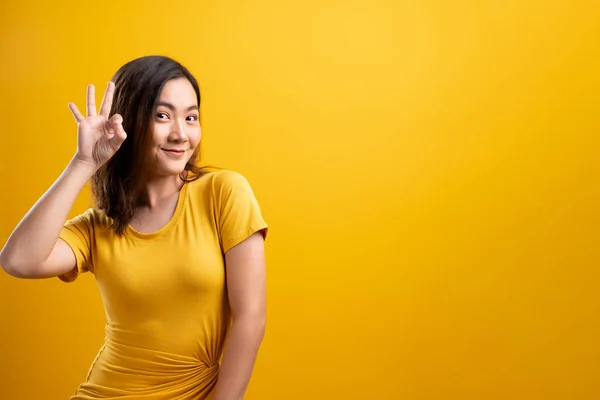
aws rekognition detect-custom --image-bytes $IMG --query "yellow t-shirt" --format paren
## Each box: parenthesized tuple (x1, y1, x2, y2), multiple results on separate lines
(58, 170, 268, 400)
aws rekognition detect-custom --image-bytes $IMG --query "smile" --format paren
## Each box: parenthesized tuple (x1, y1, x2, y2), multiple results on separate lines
(161, 148, 186, 157)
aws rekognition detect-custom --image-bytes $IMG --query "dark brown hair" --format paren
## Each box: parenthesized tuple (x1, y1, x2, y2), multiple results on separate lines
(92, 55, 209, 234)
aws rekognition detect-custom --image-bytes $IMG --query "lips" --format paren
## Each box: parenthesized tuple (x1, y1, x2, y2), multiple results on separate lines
(161, 148, 187, 158)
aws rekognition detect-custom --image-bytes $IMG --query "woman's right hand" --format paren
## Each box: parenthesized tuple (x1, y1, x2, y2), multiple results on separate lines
(69, 82, 127, 171)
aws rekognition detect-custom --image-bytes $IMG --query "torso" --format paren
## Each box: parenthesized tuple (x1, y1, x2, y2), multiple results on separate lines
(59, 170, 267, 400)
(70, 174, 228, 400)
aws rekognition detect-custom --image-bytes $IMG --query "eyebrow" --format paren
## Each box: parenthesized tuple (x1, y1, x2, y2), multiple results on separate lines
(157, 102, 199, 112)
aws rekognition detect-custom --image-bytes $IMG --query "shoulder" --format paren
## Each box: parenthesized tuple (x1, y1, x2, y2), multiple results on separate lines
(211, 169, 252, 191)
(64, 207, 111, 229)
(185, 170, 263, 218)
(187, 169, 254, 196)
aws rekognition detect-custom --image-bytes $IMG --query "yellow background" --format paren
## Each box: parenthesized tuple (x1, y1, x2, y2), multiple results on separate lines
(1, 1, 599, 399)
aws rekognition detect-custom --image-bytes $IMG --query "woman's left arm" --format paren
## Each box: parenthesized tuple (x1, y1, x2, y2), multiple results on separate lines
(212, 231, 267, 400)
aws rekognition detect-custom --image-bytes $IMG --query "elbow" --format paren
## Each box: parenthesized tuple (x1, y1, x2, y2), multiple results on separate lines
(0, 253, 17, 277)
(255, 314, 267, 338)
(233, 311, 267, 339)
(0, 249, 33, 278)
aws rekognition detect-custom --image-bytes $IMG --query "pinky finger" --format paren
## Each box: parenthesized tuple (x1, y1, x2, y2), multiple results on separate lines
(68, 102, 85, 123)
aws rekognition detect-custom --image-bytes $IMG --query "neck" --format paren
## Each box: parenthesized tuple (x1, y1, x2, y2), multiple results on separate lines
(141, 174, 185, 210)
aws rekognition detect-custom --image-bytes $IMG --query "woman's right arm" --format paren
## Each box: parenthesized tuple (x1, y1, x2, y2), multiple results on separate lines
(0, 159, 96, 278)
(0, 82, 127, 279)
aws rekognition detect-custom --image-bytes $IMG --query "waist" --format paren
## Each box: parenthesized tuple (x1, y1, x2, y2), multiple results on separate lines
(75, 342, 219, 399)
(104, 323, 225, 367)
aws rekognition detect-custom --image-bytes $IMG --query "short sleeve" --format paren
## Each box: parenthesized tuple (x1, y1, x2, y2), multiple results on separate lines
(213, 171, 268, 253)
(58, 209, 94, 283)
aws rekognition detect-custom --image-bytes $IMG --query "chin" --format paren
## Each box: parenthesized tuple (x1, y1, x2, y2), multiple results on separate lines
(151, 163, 188, 178)
(167, 165, 188, 175)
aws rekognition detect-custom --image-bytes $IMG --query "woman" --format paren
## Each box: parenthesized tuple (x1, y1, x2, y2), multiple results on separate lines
(0, 56, 268, 400)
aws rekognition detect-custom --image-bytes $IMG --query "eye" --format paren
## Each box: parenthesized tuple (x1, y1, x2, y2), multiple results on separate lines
(186, 115, 199, 121)
(156, 112, 169, 119)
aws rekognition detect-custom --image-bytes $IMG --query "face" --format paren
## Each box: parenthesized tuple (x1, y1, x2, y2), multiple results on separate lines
(147, 78, 201, 177)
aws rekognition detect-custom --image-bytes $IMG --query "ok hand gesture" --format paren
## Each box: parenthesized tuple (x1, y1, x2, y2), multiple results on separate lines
(69, 82, 127, 171)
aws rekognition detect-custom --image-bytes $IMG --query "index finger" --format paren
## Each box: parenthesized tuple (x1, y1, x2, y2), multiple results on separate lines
(99, 81, 116, 117)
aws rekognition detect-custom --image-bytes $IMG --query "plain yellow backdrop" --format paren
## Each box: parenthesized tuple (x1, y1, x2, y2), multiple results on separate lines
(1, 1, 599, 399)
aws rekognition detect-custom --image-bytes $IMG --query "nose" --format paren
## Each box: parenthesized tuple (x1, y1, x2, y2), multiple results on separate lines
(170, 119, 187, 142)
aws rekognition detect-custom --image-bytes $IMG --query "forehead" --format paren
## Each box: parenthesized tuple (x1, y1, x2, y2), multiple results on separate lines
(158, 78, 197, 104)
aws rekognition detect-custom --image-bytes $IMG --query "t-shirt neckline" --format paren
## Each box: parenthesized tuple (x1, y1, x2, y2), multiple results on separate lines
(124, 182, 189, 241)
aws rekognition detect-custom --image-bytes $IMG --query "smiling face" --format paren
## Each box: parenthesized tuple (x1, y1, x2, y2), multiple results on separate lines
(147, 77, 201, 178)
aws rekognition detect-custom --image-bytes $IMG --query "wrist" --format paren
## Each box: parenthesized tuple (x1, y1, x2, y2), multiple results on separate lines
(68, 156, 98, 180)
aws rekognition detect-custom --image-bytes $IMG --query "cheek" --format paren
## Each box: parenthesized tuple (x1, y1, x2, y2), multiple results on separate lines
(152, 124, 170, 144)
(189, 127, 202, 146)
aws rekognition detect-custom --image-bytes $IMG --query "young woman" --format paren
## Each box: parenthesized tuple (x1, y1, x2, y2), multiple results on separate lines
(0, 55, 268, 400)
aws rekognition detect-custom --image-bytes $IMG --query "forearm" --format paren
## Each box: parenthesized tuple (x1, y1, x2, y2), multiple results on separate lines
(0, 157, 95, 272)
(212, 315, 266, 400)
